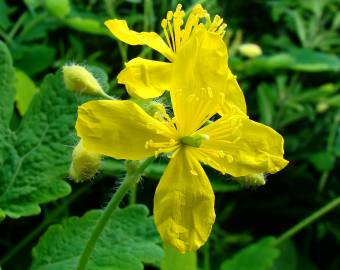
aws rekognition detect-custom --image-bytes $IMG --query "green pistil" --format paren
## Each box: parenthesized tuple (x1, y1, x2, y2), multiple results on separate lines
(180, 134, 209, 148)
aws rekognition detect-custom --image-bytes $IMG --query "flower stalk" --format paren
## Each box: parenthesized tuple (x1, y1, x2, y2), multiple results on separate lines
(76, 157, 155, 270)
(274, 196, 340, 246)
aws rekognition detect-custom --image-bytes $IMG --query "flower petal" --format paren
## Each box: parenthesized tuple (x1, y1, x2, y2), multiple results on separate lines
(193, 114, 289, 176)
(76, 100, 175, 160)
(154, 148, 215, 253)
(117, 57, 172, 99)
(105, 19, 174, 61)
(222, 68, 247, 114)
(170, 30, 240, 136)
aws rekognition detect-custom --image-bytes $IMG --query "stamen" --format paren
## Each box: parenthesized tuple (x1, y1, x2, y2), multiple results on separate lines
(161, 19, 173, 51)
(145, 138, 180, 157)
(173, 5, 185, 51)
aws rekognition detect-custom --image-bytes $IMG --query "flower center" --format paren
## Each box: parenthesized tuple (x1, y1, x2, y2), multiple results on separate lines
(180, 134, 209, 148)
(161, 4, 227, 53)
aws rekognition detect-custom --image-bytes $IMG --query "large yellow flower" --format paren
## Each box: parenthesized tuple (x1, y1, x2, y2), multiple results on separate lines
(105, 4, 246, 113)
(76, 31, 288, 253)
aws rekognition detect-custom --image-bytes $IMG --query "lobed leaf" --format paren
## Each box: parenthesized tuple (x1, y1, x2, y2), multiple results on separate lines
(0, 41, 86, 218)
(31, 205, 163, 270)
(220, 237, 280, 270)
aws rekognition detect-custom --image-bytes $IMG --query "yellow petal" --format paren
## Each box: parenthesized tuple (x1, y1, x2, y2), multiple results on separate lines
(76, 100, 175, 160)
(170, 30, 241, 136)
(154, 148, 215, 253)
(192, 115, 289, 176)
(118, 57, 172, 99)
(105, 19, 174, 61)
(222, 68, 247, 114)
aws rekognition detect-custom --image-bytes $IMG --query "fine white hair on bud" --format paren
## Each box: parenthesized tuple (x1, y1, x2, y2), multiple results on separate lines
(63, 64, 106, 97)
(69, 140, 101, 183)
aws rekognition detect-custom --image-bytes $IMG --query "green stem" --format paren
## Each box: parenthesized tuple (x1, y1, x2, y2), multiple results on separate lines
(129, 185, 137, 205)
(8, 12, 27, 42)
(203, 240, 211, 270)
(275, 196, 340, 246)
(76, 157, 154, 270)
(0, 185, 89, 266)
(104, 0, 127, 64)
(0, 29, 11, 43)
(317, 111, 339, 193)
(100, 91, 115, 100)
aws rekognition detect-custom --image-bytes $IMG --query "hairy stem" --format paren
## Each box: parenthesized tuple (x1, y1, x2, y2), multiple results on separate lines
(275, 196, 340, 246)
(76, 157, 154, 270)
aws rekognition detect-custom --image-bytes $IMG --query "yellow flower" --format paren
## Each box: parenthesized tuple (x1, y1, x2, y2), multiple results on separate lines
(104, 4, 245, 113)
(76, 31, 288, 253)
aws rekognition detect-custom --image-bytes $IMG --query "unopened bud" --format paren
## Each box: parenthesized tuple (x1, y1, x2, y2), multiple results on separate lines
(238, 43, 262, 58)
(234, 173, 266, 187)
(69, 140, 101, 182)
(316, 102, 329, 113)
(63, 64, 107, 97)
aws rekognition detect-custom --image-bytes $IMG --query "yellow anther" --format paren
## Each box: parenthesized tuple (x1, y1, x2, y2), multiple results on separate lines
(161, 19, 167, 28)
(167, 11, 173, 20)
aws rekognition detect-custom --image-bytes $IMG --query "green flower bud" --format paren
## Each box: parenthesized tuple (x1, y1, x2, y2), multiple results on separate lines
(234, 173, 266, 187)
(69, 140, 101, 183)
(63, 64, 109, 98)
(316, 102, 329, 113)
(238, 43, 262, 58)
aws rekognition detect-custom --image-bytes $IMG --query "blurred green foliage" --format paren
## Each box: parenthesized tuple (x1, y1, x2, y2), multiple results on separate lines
(0, 0, 339, 270)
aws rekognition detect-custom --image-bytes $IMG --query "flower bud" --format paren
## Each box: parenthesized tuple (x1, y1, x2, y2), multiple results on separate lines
(69, 140, 101, 183)
(234, 173, 266, 187)
(316, 102, 329, 113)
(63, 64, 106, 96)
(238, 43, 262, 58)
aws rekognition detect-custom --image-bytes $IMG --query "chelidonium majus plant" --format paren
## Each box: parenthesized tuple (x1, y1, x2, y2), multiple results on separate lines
(64, 4, 288, 268)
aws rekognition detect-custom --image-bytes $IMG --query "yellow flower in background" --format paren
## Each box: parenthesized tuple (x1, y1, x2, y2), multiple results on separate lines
(76, 31, 288, 253)
(104, 4, 244, 112)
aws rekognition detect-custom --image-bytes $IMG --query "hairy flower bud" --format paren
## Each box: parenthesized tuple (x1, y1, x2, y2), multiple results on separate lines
(69, 140, 101, 183)
(63, 64, 107, 97)
(238, 43, 262, 58)
(234, 173, 266, 187)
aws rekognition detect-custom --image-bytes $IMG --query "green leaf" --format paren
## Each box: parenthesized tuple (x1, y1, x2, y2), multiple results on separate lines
(0, 0, 11, 30)
(288, 48, 340, 72)
(15, 69, 38, 115)
(31, 205, 164, 270)
(44, 0, 71, 19)
(65, 17, 108, 35)
(232, 49, 340, 75)
(257, 84, 275, 126)
(11, 44, 56, 76)
(161, 244, 196, 270)
(269, 240, 297, 270)
(220, 237, 280, 270)
(0, 70, 83, 219)
(308, 152, 335, 172)
(23, 0, 43, 11)
(0, 41, 16, 129)
(0, 209, 5, 222)
(290, 11, 306, 46)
